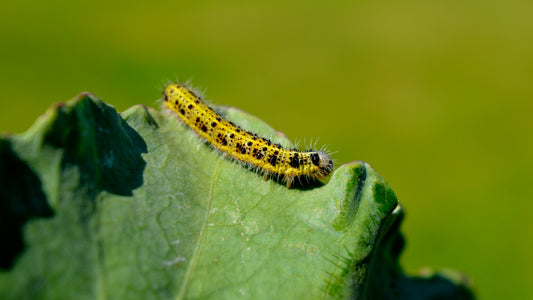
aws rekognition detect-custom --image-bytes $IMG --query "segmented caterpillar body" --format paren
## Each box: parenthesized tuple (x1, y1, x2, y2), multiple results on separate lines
(163, 83, 333, 188)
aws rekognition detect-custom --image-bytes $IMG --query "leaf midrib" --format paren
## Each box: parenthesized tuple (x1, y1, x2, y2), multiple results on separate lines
(176, 161, 222, 299)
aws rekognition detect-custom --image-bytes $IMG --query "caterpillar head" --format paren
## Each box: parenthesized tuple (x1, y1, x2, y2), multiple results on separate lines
(311, 151, 334, 179)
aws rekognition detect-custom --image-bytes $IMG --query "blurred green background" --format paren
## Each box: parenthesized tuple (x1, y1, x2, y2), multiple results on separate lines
(1, 1, 531, 299)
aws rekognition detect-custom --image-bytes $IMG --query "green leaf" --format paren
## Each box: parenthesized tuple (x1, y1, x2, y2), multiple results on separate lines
(0, 93, 474, 299)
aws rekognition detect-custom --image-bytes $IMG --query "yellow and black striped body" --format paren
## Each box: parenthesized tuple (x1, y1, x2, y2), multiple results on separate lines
(163, 83, 333, 187)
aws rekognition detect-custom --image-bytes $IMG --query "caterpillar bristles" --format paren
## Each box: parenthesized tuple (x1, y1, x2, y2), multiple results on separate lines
(162, 82, 334, 188)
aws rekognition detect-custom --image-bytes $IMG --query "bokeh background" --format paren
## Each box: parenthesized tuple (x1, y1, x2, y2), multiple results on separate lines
(1, 1, 531, 299)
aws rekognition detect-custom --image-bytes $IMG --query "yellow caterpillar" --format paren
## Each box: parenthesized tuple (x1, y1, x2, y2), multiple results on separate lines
(162, 83, 333, 188)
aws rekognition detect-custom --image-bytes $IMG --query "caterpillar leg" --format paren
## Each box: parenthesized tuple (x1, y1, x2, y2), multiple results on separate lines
(284, 175, 294, 188)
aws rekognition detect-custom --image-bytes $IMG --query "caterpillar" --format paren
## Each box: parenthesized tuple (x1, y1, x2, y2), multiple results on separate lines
(162, 83, 333, 188)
